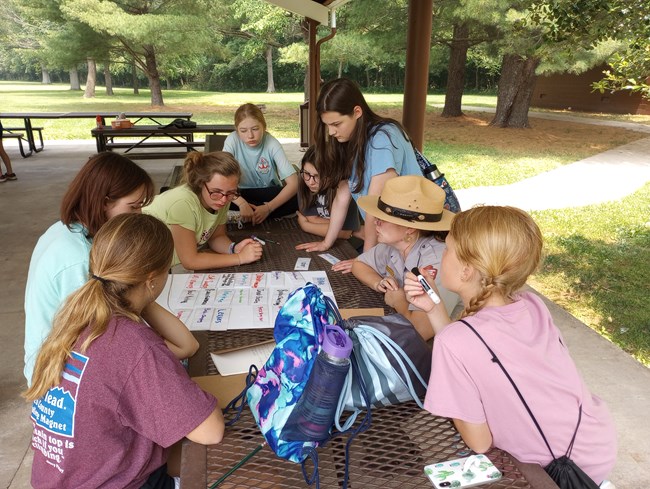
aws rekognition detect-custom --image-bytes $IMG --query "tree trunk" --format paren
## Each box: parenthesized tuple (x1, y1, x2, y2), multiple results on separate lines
(144, 46, 164, 106)
(69, 68, 81, 90)
(266, 45, 276, 93)
(338, 60, 343, 79)
(442, 23, 469, 118)
(490, 54, 540, 128)
(132, 61, 139, 95)
(104, 63, 114, 95)
(84, 58, 96, 98)
(166, 78, 171, 90)
(41, 65, 51, 84)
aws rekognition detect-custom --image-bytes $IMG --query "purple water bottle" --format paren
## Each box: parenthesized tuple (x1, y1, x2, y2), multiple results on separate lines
(283, 324, 353, 442)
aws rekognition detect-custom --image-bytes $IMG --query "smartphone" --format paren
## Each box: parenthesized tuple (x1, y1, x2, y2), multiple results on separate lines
(424, 454, 502, 488)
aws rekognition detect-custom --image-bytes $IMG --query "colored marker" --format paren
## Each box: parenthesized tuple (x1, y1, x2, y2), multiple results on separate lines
(252, 234, 280, 245)
(411, 267, 441, 304)
(250, 235, 266, 246)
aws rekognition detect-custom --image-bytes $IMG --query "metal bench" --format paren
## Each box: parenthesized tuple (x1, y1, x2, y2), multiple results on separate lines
(0, 131, 31, 157)
(3, 126, 44, 151)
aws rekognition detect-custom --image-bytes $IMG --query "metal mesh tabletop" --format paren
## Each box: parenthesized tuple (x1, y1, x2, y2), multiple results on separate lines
(187, 217, 389, 377)
(181, 401, 552, 489)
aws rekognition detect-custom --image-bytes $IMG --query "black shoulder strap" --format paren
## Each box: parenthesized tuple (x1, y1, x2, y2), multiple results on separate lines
(459, 319, 560, 459)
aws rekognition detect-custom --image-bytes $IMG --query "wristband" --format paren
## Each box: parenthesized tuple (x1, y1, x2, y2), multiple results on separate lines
(228, 242, 236, 254)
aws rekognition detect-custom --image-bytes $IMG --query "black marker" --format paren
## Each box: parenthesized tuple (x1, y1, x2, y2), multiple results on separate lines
(411, 267, 441, 304)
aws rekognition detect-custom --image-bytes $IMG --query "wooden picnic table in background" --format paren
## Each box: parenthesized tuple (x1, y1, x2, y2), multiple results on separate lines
(0, 112, 193, 156)
(91, 123, 234, 159)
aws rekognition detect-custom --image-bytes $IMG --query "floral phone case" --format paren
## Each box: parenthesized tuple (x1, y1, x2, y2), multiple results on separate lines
(424, 454, 502, 488)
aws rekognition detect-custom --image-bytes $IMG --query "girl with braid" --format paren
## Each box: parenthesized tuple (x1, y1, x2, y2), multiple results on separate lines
(404, 206, 616, 487)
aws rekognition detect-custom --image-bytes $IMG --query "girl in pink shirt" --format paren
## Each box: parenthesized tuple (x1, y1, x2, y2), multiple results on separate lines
(404, 206, 616, 486)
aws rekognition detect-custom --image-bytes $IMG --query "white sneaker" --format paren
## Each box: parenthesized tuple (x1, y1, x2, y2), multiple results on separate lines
(600, 480, 615, 489)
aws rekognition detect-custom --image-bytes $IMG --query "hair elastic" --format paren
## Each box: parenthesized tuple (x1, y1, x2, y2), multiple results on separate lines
(91, 274, 110, 285)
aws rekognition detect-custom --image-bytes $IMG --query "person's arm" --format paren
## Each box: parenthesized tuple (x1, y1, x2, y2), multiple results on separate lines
(251, 173, 299, 225)
(383, 289, 436, 341)
(233, 196, 254, 222)
(452, 419, 493, 453)
(362, 169, 398, 251)
(351, 261, 397, 292)
(185, 407, 226, 445)
(297, 211, 353, 239)
(170, 224, 262, 270)
(141, 302, 199, 359)
(296, 181, 351, 252)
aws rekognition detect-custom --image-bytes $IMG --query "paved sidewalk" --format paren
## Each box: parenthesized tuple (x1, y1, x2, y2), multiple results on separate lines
(456, 136, 650, 210)
(1, 132, 648, 488)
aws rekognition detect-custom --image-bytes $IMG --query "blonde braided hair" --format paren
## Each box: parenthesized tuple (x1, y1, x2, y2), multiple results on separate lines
(450, 206, 543, 318)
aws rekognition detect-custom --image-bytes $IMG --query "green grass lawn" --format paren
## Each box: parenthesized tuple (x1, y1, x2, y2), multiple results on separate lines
(2, 82, 648, 365)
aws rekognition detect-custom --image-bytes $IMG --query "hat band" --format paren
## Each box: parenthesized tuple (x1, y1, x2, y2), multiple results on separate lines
(377, 198, 442, 223)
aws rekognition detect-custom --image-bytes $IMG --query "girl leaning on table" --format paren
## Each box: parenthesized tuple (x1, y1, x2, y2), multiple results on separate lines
(296, 145, 363, 241)
(143, 151, 263, 271)
(24, 153, 198, 386)
(223, 103, 299, 225)
(25, 213, 225, 489)
(404, 205, 616, 487)
(295, 78, 423, 271)
(352, 175, 459, 341)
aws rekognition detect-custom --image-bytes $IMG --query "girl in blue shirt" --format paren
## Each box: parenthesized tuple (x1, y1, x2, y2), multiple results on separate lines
(296, 78, 421, 271)
(224, 103, 298, 225)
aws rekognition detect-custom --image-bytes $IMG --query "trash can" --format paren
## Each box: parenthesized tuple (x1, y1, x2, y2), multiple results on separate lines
(299, 101, 309, 148)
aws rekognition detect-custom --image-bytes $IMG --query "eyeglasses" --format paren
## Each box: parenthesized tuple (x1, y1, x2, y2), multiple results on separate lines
(203, 183, 240, 201)
(300, 169, 320, 183)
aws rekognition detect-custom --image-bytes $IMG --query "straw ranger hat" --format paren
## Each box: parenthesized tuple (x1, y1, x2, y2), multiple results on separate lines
(357, 175, 454, 231)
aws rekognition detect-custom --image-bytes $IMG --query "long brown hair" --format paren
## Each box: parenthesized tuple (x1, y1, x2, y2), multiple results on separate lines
(182, 151, 241, 195)
(450, 206, 543, 318)
(315, 78, 409, 193)
(24, 213, 174, 401)
(60, 153, 155, 238)
(297, 146, 338, 213)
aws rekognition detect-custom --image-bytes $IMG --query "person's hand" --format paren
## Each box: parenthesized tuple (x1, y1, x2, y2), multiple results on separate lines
(384, 288, 408, 309)
(237, 240, 263, 264)
(331, 258, 354, 274)
(238, 201, 254, 223)
(295, 241, 331, 252)
(374, 276, 399, 293)
(404, 270, 436, 313)
(250, 203, 272, 225)
(233, 238, 254, 254)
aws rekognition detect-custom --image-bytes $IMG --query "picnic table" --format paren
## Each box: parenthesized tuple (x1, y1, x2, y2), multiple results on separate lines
(180, 217, 559, 489)
(0, 112, 193, 156)
(91, 124, 234, 159)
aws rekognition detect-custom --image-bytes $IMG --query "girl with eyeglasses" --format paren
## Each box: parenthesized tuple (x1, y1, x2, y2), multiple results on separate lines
(296, 146, 362, 242)
(144, 151, 263, 271)
(25, 153, 198, 386)
(223, 103, 299, 225)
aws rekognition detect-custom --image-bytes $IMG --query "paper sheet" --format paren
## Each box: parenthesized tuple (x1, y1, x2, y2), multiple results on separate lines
(156, 271, 338, 331)
(210, 341, 276, 376)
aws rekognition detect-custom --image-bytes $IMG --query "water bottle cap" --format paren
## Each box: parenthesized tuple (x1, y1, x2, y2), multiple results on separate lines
(322, 324, 352, 358)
